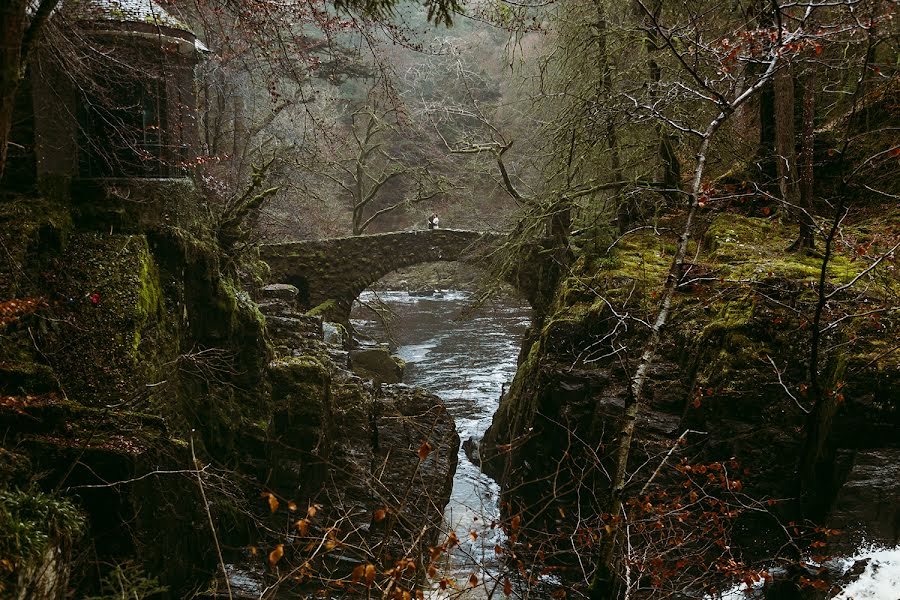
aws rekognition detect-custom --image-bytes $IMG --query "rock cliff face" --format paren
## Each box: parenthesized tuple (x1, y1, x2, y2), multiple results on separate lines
(0, 187, 458, 598)
(480, 212, 899, 563)
(256, 284, 459, 589)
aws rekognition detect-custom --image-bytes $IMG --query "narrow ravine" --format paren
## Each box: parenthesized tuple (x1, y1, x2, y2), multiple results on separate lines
(351, 289, 531, 593)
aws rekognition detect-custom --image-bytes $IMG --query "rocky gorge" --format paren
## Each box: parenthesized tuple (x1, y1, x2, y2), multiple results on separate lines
(0, 185, 458, 599)
(479, 208, 900, 595)
(2, 175, 898, 600)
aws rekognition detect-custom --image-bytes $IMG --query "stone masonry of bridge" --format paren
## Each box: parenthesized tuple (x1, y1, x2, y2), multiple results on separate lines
(261, 229, 525, 323)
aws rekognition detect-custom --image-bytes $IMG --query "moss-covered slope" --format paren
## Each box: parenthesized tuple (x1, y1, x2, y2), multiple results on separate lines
(481, 209, 899, 552)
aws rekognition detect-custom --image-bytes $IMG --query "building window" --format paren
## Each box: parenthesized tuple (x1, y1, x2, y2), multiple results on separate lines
(78, 75, 183, 178)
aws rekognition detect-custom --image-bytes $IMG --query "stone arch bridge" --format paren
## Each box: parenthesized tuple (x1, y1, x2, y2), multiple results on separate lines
(260, 229, 537, 323)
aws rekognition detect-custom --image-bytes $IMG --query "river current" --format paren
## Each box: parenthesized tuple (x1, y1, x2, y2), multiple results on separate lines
(351, 289, 532, 595)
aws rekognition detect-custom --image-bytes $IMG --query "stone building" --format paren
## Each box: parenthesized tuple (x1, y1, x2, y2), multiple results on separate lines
(3, 0, 206, 191)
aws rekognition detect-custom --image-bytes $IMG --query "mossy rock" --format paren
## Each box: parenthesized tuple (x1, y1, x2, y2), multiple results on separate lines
(0, 195, 72, 296)
(704, 213, 860, 284)
(306, 298, 337, 318)
(268, 356, 331, 446)
(349, 348, 404, 384)
(0, 361, 58, 395)
(35, 233, 173, 405)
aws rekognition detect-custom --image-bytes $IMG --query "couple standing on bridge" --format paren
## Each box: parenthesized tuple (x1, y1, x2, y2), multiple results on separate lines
(427, 213, 440, 230)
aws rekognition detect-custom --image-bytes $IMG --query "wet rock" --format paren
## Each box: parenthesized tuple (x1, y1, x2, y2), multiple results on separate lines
(828, 449, 900, 547)
(350, 348, 404, 384)
(250, 284, 459, 587)
(260, 283, 299, 302)
(463, 437, 481, 466)
(371, 385, 460, 550)
(322, 322, 345, 347)
(255, 298, 295, 318)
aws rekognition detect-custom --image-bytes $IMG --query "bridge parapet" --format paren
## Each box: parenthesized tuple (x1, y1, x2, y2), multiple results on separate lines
(261, 229, 504, 322)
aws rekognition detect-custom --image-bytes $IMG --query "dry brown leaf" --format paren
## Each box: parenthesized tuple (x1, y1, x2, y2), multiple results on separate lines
(295, 518, 309, 536)
(351, 564, 365, 583)
(417, 441, 433, 461)
(307, 504, 318, 518)
(287, 500, 298, 512)
(374, 508, 387, 522)
(268, 544, 284, 567)
(365, 563, 376, 586)
(261, 492, 279, 513)
(468, 572, 478, 588)
(469, 531, 478, 541)
(503, 578, 512, 596)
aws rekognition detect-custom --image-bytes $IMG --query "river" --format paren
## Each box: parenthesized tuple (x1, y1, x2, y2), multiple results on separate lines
(351, 289, 532, 596)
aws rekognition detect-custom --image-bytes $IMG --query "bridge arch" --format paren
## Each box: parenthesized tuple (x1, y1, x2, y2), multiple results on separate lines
(261, 230, 533, 323)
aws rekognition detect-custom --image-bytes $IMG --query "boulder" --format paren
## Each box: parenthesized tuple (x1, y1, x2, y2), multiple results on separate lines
(322, 322, 345, 347)
(350, 348, 404, 384)
(462, 436, 481, 466)
(260, 283, 299, 302)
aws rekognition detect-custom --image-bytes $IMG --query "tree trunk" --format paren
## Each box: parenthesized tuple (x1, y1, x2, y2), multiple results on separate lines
(799, 201, 844, 519)
(751, 0, 778, 181)
(0, 0, 28, 181)
(795, 65, 818, 249)
(594, 4, 629, 233)
(591, 113, 726, 600)
(588, 18, 788, 589)
(645, 0, 682, 207)
(774, 65, 802, 241)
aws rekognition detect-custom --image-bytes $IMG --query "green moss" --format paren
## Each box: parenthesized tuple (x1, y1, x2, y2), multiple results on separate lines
(307, 299, 336, 317)
(0, 488, 85, 595)
(43, 233, 173, 405)
(505, 340, 542, 402)
(705, 213, 859, 284)
(606, 230, 672, 284)
(0, 361, 58, 395)
(0, 196, 72, 296)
